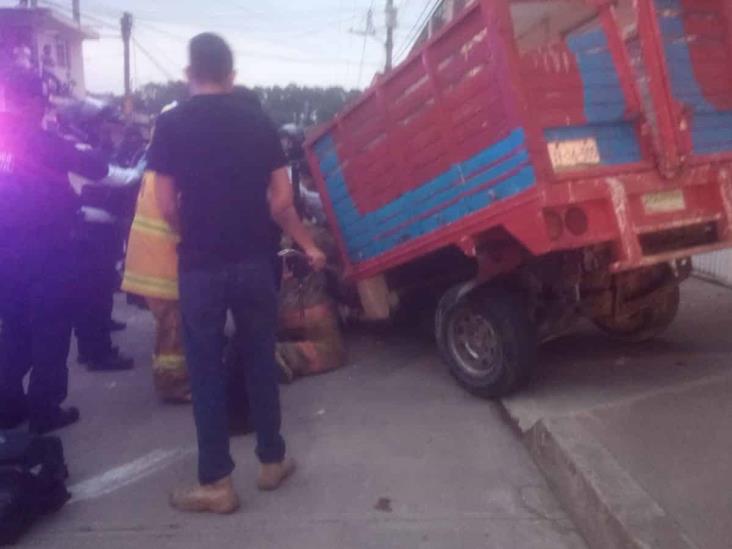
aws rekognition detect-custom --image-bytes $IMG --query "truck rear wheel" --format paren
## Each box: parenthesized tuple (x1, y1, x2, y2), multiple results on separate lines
(435, 284, 537, 399)
(594, 285, 680, 343)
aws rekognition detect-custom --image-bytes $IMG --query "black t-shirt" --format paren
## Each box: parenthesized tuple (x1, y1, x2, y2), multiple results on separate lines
(146, 93, 287, 271)
(0, 113, 108, 243)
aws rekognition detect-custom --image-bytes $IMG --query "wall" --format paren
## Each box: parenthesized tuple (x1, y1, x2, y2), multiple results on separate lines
(695, 250, 732, 286)
(66, 36, 85, 98)
(35, 27, 85, 98)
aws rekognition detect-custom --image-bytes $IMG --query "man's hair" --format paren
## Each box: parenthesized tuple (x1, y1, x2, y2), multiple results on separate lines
(189, 33, 234, 84)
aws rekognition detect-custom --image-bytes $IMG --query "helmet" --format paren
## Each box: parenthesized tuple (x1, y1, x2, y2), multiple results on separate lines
(279, 123, 305, 144)
(160, 101, 178, 115)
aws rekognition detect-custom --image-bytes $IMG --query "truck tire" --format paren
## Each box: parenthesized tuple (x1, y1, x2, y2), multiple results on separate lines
(594, 285, 680, 343)
(435, 284, 537, 399)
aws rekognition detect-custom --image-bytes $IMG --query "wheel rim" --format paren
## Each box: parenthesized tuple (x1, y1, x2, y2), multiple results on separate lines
(447, 307, 503, 379)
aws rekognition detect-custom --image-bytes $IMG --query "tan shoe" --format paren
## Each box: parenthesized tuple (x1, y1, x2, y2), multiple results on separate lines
(257, 458, 297, 491)
(169, 476, 240, 514)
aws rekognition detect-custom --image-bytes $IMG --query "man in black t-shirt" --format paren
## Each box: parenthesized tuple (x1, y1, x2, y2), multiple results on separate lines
(148, 33, 325, 514)
(0, 70, 109, 434)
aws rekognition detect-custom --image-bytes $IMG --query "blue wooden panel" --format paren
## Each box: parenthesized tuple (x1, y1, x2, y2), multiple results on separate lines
(655, 0, 732, 155)
(567, 29, 626, 123)
(314, 129, 537, 263)
(544, 27, 641, 167)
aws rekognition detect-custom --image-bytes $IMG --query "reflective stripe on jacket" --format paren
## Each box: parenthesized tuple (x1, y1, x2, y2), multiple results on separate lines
(122, 171, 180, 300)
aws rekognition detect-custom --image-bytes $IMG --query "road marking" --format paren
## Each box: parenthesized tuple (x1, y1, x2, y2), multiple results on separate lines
(69, 448, 194, 503)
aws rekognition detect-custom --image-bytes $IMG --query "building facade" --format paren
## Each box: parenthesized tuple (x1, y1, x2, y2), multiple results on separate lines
(0, 5, 97, 99)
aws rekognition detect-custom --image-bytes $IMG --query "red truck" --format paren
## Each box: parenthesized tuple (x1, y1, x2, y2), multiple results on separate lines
(305, 0, 732, 398)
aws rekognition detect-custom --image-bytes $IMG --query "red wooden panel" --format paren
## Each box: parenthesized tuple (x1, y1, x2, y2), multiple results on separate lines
(346, 120, 387, 152)
(520, 43, 586, 125)
(680, 0, 732, 110)
(434, 37, 491, 85)
(397, 103, 439, 134)
(381, 56, 426, 98)
(401, 113, 443, 152)
(429, 8, 487, 66)
(441, 71, 494, 109)
(340, 99, 384, 131)
(386, 84, 434, 124)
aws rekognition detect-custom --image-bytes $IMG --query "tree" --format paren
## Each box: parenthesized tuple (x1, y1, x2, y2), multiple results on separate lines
(133, 81, 188, 115)
(253, 84, 362, 127)
(131, 82, 361, 128)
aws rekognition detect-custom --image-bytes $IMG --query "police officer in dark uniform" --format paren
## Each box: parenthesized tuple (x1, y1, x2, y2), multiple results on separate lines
(0, 69, 109, 434)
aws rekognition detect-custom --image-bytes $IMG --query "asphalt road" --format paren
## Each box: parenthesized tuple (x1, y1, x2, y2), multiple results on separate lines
(20, 298, 587, 549)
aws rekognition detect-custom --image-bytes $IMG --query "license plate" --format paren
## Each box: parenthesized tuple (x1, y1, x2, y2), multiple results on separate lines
(548, 138, 601, 170)
(642, 190, 686, 214)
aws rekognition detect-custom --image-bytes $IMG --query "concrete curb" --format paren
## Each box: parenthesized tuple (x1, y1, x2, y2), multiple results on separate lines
(524, 416, 698, 549)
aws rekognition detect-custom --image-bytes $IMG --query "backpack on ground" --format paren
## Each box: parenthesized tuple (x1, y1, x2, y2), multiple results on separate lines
(0, 432, 70, 546)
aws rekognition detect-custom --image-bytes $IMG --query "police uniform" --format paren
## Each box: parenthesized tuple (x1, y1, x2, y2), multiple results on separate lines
(0, 77, 108, 433)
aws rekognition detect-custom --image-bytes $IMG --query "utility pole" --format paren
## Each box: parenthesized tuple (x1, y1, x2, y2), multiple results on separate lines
(121, 12, 133, 117)
(385, 0, 397, 72)
(72, 0, 80, 24)
(351, 2, 398, 75)
(349, 8, 376, 85)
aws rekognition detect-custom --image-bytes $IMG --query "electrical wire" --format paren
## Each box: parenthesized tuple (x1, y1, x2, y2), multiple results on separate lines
(134, 17, 379, 69)
(35, 0, 383, 85)
(38, 0, 118, 30)
(394, 0, 441, 62)
(356, 0, 378, 87)
(132, 37, 176, 81)
(134, 27, 185, 76)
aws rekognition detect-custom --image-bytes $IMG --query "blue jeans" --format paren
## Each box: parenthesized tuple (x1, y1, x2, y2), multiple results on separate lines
(179, 258, 286, 485)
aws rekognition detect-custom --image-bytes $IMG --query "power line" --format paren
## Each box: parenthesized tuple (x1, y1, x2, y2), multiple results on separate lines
(38, 0, 118, 29)
(394, 0, 440, 62)
(132, 37, 176, 82)
(355, 0, 377, 87)
(135, 20, 188, 43)
(134, 18, 379, 69)
(134, 27, 185, 74)
(395, 0, 439, 61)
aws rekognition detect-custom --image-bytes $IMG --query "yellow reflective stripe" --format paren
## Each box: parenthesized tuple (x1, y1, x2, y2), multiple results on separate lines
(154, 354, 186, 370)
(157, 354, 184, 363)
(131, 215, 180, 240)
(123, 273, 178, 293)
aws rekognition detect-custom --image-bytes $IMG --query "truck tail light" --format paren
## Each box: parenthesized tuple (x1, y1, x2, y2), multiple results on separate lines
(544, 210, 564, 241)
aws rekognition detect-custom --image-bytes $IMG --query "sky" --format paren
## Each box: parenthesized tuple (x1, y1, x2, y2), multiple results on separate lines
(4, 0, 436, 93)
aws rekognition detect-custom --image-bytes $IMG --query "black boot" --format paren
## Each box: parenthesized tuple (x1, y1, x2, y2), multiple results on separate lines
(29, 407, 80, 435)
(86, 350, 134, 372)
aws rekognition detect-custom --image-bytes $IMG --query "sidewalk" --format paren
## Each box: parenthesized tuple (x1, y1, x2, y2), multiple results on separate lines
(503, 278, 732, 549)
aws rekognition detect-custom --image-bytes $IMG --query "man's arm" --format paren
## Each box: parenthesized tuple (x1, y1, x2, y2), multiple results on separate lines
(52, 136, 109, 181)
(268, 167, 326, 270)
(146, 111, 180, 230)
(153, 173, 180, 232)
